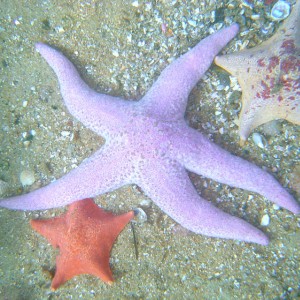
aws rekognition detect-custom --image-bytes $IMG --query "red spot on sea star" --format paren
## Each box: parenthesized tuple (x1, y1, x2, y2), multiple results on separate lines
(280, 56, 299, 73)
(267, 56, 279, 72)
(257, 58, 265, 67)
(261, 80, 271, 99)
(281, 39, 296, 54)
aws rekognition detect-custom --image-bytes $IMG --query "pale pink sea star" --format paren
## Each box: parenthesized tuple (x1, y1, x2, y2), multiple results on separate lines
(1, 24, 299, 245)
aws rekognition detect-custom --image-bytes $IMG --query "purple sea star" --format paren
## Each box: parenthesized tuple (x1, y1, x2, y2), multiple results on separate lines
(1, 24, 299, 245)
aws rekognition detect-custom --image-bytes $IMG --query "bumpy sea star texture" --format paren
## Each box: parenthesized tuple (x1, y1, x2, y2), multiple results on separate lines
(1, 24, 299, 245)
(31, 198, 134, 289)
(215, 0, 300, 142)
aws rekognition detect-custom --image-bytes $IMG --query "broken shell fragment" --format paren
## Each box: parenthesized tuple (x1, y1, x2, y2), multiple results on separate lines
(133, 207, 148, 223)
(20, 170, 35, 186)
(252, 133, 268, 149)
(260, 214, 270, 226)
(271, 0, 290, 21)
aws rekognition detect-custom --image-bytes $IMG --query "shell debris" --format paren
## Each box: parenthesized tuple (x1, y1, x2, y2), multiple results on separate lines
(20, 170, 35, 186)
(270, 0, 290, 21)
(252, 132, 268, 149)
(260, 214, 270, 226)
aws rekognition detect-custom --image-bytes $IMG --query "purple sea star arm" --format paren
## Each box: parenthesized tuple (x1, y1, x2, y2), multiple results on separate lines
(0, 144, 133, 210)
(140, 24, 239, 120)
(136, 158, 269, 245)
(36, 43, 134, 138)
(171, 128, 300, 214)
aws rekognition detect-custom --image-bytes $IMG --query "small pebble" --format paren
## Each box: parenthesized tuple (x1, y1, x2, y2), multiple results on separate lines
(132, 0, 139, 7)
(20, 170, 35, 186)
(188, 19, 197, 27)
(61, 130, 70, 137)
(23, 140, 30, 147)
(55, 25, 65, 33)
(250, 14, 260, 20)
(260, 214, 270, 226)
(112, 49, 119, 57)
(140, 199, 152, 207)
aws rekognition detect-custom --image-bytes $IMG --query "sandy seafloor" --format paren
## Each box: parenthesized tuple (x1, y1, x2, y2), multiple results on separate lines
(0, 0, 299, 299)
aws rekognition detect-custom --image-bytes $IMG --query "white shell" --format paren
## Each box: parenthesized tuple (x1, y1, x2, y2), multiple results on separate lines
(260, 214, 270, 226)
(271, 1, 291, 21)
(252, 132, 267, 149)
(134, 207, 148, 223)
(140, 198, 152, 207)
(20, 170, 35, 186)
